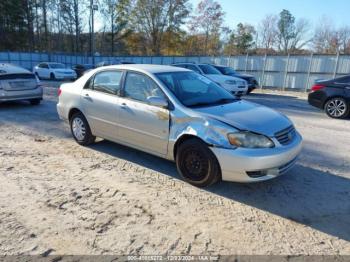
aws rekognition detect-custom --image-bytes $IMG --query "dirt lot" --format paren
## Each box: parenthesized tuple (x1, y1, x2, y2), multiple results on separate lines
(0, 82, 349, 256)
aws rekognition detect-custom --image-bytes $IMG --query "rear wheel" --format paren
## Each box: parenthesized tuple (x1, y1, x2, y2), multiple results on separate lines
(50, 73, 56, 80)
(29, 99, 41, 105)
(70, 112, 96, 146)
(324, 97, 349, 119)
(176, 138, 221, 187)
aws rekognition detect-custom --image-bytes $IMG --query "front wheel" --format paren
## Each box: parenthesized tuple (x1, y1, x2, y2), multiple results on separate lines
(176, 138, 221, 187)
(50, 73, 56, 80)
(70, 112, 96, 146)
(324, 97, 349, 119)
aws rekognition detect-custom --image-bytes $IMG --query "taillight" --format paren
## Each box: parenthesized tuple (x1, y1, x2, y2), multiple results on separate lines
(311, 84, 325, 92)
(58, 88, 62, 96)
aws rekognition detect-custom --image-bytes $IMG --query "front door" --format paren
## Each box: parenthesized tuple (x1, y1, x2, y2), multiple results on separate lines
(117, 71, 170, 156)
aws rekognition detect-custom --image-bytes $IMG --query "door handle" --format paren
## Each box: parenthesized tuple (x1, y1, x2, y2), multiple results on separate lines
(120, 103, 127, 109)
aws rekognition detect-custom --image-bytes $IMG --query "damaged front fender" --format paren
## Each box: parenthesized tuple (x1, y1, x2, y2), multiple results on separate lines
(167, 111, 238, 160)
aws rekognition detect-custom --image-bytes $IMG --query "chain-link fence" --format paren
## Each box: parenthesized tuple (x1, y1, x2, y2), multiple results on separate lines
(1, 51, 350, 91)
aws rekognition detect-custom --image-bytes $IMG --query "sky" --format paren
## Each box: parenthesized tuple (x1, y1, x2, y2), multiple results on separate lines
(190, 0, 350, 28)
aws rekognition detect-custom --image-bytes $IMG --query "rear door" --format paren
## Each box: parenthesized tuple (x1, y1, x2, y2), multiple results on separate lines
(117, 71, 170, 156)
(81, 70, 123, 140)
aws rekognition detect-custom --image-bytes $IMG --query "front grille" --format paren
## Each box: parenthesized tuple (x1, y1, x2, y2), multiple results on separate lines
(238, 85, 246, 89)
(275, 125, 296, 145)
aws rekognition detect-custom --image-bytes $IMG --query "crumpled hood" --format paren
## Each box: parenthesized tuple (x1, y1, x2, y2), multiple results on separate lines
(205, 74, 245, 83)
(193, 100, 292, 137)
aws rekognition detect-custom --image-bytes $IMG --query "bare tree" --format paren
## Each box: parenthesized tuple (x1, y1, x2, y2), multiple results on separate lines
(257, 14, 278, 52)
(189, 0, 225, 55)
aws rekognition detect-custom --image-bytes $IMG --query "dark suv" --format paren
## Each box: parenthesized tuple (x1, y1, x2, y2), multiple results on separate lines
(212, 65, 259, 94)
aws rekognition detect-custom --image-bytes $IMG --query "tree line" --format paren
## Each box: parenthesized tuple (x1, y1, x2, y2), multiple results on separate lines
(1, 0, 350, 56)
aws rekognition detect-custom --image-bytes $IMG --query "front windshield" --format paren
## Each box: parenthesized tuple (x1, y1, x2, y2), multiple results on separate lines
(198, 65, 222, 75)
(221, 67, 237, 75)
(49, 63, 65, 69)
(156, 71, 237, 107)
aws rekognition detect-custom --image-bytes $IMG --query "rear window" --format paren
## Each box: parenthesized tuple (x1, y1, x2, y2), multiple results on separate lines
(0, 73, 36, 80)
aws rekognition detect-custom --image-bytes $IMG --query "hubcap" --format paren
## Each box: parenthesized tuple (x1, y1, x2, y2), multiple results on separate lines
(327, 99, 347, 117)
(72, 117, 86, 141)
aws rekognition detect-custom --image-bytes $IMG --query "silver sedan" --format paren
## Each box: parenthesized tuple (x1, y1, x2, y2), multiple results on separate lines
(0, 63, 43, 105)
(57, 64, 302, 187)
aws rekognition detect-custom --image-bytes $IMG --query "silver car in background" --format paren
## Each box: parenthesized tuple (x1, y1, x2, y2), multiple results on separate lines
(57, 64, 302, 187)
(0, 63, 43, 105)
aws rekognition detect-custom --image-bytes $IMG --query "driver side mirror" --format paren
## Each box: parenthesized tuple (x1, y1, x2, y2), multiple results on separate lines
(147, 96, 168, 108)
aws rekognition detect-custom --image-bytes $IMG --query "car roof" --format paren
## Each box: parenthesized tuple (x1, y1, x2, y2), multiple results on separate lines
(100, 64, 190, 74)
(0, 63, 32, 74)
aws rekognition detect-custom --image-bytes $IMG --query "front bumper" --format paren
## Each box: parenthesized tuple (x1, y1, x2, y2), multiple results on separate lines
(55, 74, 77, 80)
(210, 132, 303, 182)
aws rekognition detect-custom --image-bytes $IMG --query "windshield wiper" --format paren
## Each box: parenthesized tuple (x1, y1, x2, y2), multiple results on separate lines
(188, 98, 239, 108)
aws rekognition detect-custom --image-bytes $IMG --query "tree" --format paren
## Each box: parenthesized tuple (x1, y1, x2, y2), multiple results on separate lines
(224, 23, 255, 55)
(189, 0, 225, 55)
(100, 0, 132, 55)
(277, 9, 296, 53)
(257, 14, 278, 53)
(131, 0, 190, 55)
(276, 9, 311, 53)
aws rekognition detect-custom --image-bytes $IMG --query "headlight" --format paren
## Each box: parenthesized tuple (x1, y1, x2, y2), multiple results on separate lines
(227, 132, 275, 148)
(225, 80, 237, 85)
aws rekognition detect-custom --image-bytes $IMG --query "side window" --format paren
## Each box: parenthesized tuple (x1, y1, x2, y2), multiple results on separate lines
(92, 71, 123, 95)
(124, 72, 165, 103)
(186, 65, 201, 74)
(39, 63, 48, 69)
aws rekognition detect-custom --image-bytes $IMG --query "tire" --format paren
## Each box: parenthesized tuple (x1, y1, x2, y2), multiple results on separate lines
(176, 138, 221, 187)
(70, 112, 96, 146)
(50, 73, 56, 80)
(29, 99, 41, 105)
(324, 97, 349, 119)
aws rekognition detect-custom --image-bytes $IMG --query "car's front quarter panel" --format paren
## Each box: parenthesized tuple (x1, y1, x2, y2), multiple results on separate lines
(167, 108, 238, 160)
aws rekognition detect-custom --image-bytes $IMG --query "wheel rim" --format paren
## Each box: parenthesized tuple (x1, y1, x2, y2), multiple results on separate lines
(72, 117, 86, 141)
(327, 99, 347, 117)
(181, 149, 209, 181)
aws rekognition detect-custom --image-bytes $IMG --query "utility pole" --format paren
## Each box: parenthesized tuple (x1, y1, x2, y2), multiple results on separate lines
(90, 0, 98, 66)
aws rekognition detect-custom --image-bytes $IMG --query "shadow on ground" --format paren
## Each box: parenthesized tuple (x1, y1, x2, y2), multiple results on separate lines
(91, 139, 350, 242)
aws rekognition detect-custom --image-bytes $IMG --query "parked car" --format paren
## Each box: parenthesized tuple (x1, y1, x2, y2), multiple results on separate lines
(308, 75, 350, 119)
(33, 62, 77, 80)
(171, 63, 248, 96)
(0, 63, 43, 105)
(57, 64, 302, 187)
(212, 65, 259, 94)
(72, 64, 95, 78)
(96, 60, 135, 67)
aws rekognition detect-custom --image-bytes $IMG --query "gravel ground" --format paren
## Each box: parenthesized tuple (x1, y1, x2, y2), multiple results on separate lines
(0, 82, 349, 256)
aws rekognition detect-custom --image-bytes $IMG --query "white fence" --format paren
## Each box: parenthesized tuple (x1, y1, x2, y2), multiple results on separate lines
(1, 52, 350, 91)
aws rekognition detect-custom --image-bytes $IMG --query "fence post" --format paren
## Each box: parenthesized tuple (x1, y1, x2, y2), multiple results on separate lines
(305, 53, 314, 92)
(333, 52, 340, 79)
(282, 53, 290, 91)
(260, 53, 267, 90)
(244, 53, 249, 72)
